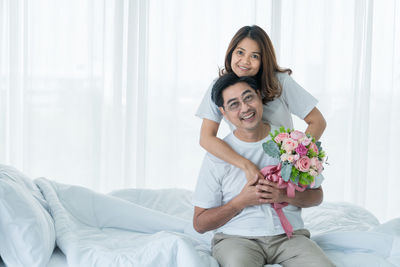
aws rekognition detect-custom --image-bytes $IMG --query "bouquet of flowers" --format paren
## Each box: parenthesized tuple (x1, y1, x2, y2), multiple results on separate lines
(263, 127, 326, 189)
(261, 127, 326, 237)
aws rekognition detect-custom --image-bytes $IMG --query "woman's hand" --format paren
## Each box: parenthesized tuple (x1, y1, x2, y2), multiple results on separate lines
(243, 160, 264, 182)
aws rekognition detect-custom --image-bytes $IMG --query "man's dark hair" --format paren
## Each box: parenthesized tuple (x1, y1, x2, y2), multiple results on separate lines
(211, 73, 259, 108)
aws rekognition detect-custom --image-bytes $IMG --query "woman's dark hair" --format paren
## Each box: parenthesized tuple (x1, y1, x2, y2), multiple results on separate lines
(211, 73, 259, 108)
(221, 25, 292, 103)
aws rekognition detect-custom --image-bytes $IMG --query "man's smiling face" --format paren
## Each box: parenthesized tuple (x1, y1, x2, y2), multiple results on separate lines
(219, 81, 263, 132)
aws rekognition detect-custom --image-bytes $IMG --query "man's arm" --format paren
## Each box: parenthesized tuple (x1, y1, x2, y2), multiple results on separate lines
(193, 204, 240, 234)
(285, 186, 323, 208)
(256, 179, 323, 208)
(193, 176, 265, 233)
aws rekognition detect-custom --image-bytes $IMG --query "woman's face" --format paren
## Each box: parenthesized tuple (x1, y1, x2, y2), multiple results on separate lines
(230, 37, 261, 77)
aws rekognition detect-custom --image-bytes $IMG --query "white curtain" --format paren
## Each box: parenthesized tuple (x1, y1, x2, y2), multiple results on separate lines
(1, 0, 399, 222)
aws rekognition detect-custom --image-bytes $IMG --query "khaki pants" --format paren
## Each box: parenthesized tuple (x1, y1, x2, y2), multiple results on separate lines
(212, 229, 335, 267)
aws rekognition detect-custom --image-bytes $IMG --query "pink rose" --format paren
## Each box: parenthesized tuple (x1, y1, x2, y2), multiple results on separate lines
(310, 157, 319, 168)
(295, 144, 308, 157)
(295, 156, 311, 172)
(309, 142, 319, 154)
(302, 137, 312, 146)
(274, 132, 290, 144)
(310, 157, 323, 174)
(290, 130, 306, 141)
(281, 153, 296, 163)
(287, 154, 297, 163)
(282, 138, 298, 152)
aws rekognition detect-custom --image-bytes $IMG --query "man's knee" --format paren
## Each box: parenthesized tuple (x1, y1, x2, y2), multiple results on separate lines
(212, 237, 265, 267)
(274, 231, 335, 267)
(285, 236, 335, 267)
(213, 250, 265, 267)
(213, 253, 260, 267)
(299, 242, 335, 267)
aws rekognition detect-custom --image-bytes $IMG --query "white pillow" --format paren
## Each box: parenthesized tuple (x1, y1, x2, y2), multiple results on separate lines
(0, 164, 48, 207)
(0, 165, 55, 267)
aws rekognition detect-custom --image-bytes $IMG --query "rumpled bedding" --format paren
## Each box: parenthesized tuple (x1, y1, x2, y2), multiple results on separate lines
(35, 178, 217, 267)
(33, 178, 400, 267)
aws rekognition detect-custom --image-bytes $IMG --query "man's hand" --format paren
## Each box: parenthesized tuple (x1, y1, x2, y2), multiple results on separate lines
(231, 175, 262, 210)
(256, 179, 324, 208)
(256, 179, 288, 204)
(193, 175, 266, 234)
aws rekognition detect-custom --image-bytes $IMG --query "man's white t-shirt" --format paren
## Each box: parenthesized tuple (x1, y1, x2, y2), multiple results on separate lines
(195, 72, 318, 130)
(193, 125, 324, 237)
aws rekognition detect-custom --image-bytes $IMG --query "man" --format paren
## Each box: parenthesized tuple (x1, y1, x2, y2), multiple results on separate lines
(193, 73, 335, 267)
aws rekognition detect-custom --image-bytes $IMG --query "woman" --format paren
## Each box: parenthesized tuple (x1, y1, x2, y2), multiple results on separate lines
(196, 25, 326, 182)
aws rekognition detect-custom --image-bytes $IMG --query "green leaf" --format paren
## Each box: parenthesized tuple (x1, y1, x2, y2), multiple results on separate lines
(299, 176, 307, 185)
(290, 167, 300, 184)
(281, 162, 292, 182)
(299, 172, 311, 185)
(316, 141, 322, 151)
(290, 175, 300, 184)
(263, 140, 280, 159)
(305, 174, 312, 184)
(308, 149, 317, 158)
(290, 167, 299, 180)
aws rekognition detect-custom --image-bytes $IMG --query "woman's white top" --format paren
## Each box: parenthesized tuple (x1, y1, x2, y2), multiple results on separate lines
(195, 72, 318, 130)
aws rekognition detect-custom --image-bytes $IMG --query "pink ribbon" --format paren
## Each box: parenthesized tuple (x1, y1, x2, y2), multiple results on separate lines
(260, 164, 307, 238)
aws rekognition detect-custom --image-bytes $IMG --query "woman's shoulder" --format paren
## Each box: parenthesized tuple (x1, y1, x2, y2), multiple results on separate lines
(274, 71, 291, 84)
(203, 77, 219, 96)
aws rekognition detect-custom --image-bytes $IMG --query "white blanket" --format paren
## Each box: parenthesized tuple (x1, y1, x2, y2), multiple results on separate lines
(35, 178, 217, 267)
(35, 178, 400, 267)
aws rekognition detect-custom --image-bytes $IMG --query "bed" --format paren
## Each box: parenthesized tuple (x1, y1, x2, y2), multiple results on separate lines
(0, 164, 399, 267)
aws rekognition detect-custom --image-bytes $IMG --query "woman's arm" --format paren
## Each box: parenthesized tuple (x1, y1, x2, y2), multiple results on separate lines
(280, 74, 326, 140)
(304, 107, 326, 141)
(199, 119, 264, 181)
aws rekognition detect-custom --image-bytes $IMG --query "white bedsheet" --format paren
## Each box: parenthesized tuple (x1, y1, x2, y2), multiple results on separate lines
(0, 248, 67, 267)
(35, 178, 217, 267)
(32, 178, 400, 267)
